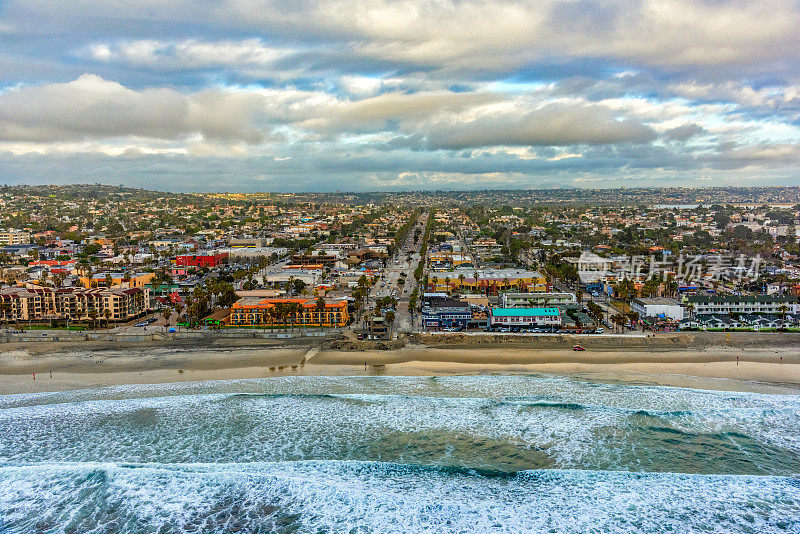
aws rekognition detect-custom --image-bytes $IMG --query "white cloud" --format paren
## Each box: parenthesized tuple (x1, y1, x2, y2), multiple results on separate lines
(87, 39, 291, 69)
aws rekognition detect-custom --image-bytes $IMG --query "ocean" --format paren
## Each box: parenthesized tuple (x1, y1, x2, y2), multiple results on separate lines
(0, 375, 798, 532)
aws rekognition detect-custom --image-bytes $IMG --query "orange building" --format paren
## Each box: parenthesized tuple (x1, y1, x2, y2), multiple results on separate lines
(229, 297, 348, 328)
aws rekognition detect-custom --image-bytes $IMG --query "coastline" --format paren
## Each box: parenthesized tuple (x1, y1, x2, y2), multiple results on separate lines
(1, 338, 799, 395)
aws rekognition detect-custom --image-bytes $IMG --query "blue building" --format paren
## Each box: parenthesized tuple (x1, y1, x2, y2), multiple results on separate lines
(422, 298, 471, 330)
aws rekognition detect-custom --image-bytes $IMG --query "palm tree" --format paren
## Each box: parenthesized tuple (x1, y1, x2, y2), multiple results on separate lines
(315, 297, 326, 327)
(778, 304, 789, 326)
(88, 308, 98, 330)
(162, 307, 172, 331)
(264, 306, 276, 331)
(286, 302, 301, 331)
(458, 273, 465, 293)
(273, 302, 287, 329)
(103, 309, 111, 330)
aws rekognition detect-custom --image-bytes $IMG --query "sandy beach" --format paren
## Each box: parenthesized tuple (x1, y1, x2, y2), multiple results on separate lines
(1, 337, 799, 395)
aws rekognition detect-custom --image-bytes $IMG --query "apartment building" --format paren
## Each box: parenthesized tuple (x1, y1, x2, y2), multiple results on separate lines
(228, 297, 348, 327)
(0, 287, 150, 323)
(686, 295, 799, 315)
(0, 230, 31, 246)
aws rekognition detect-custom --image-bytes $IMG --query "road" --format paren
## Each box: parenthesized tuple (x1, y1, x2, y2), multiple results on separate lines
(365, 211, 429, 334)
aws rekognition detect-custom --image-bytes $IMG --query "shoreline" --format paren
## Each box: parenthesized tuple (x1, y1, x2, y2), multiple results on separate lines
(1, 341, 799, 395)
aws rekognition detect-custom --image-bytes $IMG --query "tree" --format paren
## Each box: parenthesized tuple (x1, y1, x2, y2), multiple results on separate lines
(174, 302, 184, 327)
(286, 302, 301, 330)
(611, 313, 626, 333)
(88, 308, 98, 330)
(0, 298, 11, 330)
(265, 306, 276, 330)
(103, 309, 111, 329)
(315, 297, 326, 326)
(627, 311, 640, 330)
(778, 304, 789, 325)
(162, 307, 172, 330)
(293, 278, 307, 294)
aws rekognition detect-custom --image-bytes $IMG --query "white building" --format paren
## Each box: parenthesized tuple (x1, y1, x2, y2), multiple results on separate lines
(631, 298, 684, 321)
(686, 295, 799, 315)
(501, 292, 577, 308)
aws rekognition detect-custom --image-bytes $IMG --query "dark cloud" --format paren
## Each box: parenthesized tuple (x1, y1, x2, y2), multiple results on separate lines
(426, 104, 657, 149)
(665, 123, 706, 141)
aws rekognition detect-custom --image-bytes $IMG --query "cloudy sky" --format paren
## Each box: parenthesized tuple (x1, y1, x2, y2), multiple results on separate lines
(0, 0, 799, 192)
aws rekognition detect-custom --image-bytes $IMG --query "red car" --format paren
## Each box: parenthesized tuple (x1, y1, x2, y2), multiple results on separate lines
(572, 344, 586, 351)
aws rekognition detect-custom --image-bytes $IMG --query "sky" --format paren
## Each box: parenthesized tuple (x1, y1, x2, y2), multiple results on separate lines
(0, 0, 799, 192)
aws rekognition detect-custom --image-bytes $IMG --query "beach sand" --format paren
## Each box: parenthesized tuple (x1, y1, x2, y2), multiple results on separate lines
(1, 341, 799, 395)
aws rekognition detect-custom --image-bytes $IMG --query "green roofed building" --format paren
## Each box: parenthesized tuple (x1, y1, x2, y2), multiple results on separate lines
(490, 307, 562, 327)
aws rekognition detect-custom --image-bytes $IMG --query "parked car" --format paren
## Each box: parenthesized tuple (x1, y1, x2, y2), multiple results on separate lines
(573, 344, 586, 351)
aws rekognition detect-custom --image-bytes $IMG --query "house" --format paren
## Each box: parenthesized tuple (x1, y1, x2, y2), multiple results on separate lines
(368, 316, 390, 340)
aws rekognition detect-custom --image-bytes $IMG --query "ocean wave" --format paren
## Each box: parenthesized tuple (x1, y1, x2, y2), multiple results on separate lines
(0, 378, 798, 475)
(1, 461, 797, 533)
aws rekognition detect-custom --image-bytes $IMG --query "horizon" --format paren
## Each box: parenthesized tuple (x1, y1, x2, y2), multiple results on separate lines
(4, 183, 800, 197)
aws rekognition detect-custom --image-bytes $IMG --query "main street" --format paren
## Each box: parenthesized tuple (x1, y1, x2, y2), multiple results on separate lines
(366, 211, 429, 334)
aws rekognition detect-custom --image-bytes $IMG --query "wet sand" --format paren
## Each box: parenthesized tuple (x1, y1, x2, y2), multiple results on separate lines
(1, 343, 799, 395)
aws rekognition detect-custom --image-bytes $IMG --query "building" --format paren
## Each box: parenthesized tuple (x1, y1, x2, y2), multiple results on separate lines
(421, 298, 472, 330)
(686, 295, 799, 316)
(501, 292, 577, 308)
(0, 286, 149, 324)
(489, 307, 562, 328)
(259, 268, 322, 288)
(228, 297, 348, 327)
(80, 272, 155, 289)
(228, 237, 272, 248)
(175, 252, 228, 268)
(428, 269, 547, 295)
(0, 230, 31, 246)
(219, 247, 288, 259)
(368, 316, 390, 340)
(291, 254, 337, 267)
(631, 298, 684, 321)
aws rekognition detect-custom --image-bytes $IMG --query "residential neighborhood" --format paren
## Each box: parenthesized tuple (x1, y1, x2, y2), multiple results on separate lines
(0, 185, 798, 338)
